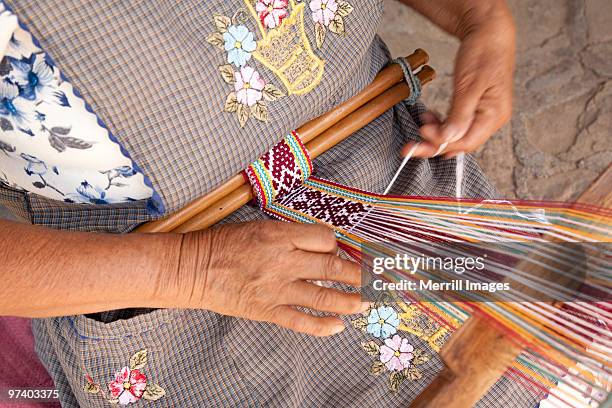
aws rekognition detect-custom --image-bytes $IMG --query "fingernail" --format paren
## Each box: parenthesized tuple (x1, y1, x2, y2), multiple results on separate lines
(434, 142, 448, 157)
(441, 124, 459, 143)
(403, 143, 419, 158)
(331, 323, 346, 335)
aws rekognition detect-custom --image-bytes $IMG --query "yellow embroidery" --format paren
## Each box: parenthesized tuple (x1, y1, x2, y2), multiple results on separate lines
(396, 302, 453, 352)
(206, 0, 354, 126)
(245, 1, 325, 95)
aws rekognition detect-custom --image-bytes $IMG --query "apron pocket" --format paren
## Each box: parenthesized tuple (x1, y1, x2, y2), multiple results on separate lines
(35, 309, 261, 407)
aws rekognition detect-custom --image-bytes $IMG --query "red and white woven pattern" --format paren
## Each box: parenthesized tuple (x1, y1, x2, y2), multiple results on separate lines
(245, 131, 313, 209)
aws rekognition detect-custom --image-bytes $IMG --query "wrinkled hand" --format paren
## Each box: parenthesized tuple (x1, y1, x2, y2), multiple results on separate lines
(403, 6, 516, 159)
(173, 221, 366, 337)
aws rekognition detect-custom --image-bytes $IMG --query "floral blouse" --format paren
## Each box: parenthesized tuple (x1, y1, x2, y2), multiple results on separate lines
(0, 2, 160, 211)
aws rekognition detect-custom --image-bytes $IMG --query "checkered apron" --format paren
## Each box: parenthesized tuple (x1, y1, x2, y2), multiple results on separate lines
(2, 1, 538, 406)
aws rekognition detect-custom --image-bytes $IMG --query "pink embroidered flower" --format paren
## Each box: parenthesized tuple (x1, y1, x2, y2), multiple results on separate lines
(256, 0, 289, 29)
(379, 335, 414, 371)
(234, 66, 266, 107)
(310, 0, 338, 26)
(108, 367, 147, 405)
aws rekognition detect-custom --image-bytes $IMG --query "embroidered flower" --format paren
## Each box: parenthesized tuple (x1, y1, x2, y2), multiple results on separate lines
(10, 53, 67, 105)
(84, 349, 165, 404)
(366, 306, 400, 339)
(256, 0, 289, 29)
(107, 367, 148, 405)
(223, 25, 257, 67)
(354, 302, 431, 392)
(379, 335, 414, 371)
(309, 0, 353, 48)
(0, 80, 34, 132)
(310, 0, 338, 26)
(234, 66, 266, 107)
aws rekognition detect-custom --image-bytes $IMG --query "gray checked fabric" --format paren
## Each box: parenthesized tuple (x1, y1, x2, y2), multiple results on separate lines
(2, 1, 538, 407)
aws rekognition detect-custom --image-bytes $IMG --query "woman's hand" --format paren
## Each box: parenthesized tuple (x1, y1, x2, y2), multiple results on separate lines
(400, 0, 516, 158)
(164, 221, 366, 337)
(0, 219, 363, 335)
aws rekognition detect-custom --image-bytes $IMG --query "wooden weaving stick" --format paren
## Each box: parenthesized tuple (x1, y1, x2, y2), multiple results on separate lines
(409, 163, 612, 408)
(136, 49, 431, 233)
(171, 66, 435, 233)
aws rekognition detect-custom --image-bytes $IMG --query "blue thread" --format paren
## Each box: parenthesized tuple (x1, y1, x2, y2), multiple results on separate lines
(67, 315, 170, 341)
(393, 56, 421, 105)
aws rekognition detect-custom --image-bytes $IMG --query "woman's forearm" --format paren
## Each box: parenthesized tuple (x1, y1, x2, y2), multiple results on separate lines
(0, 220, 183, 317)
(399, 0, 512, 39)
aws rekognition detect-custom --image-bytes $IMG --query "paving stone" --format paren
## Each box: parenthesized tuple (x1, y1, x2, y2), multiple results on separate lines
(472, 126, 516, 198)
(582, 41, 612, 78)
(585, 0, 612, 42)
(560, 81, 612, 166)
(516, 167, 599, 201)
(509, 0, 569, 51)
(524, 91, 592, 155)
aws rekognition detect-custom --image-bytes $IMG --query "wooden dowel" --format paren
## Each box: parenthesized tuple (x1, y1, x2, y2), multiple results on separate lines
(173, 66, 435, 233)
(135, 50, 429, 233)
(307, 68, 435, 159)
(298, 48, 429, 142)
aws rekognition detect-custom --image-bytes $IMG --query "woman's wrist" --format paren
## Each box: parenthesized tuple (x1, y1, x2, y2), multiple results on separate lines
(451, 0, 514, 40)
(147, 229, 214, 310)
(400, 0, 514, 41)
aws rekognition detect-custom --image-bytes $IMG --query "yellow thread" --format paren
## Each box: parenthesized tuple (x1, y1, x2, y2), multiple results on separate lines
(250, 3, 325, 95)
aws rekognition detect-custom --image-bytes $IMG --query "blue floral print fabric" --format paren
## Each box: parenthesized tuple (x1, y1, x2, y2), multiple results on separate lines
(0, 1, 163, 214)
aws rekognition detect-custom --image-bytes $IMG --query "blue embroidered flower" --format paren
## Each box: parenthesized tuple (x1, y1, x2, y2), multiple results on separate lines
(366, 306, 400, 339)
(10, 53, 68, 106)
(0, 80, 34, 133)
(223, 25, 257, 67)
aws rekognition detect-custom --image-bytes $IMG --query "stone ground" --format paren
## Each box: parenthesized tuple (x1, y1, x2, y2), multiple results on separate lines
(379, 0, 612, 200)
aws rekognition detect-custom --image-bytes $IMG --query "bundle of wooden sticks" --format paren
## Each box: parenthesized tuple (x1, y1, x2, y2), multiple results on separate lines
(135, 49, 434, 234)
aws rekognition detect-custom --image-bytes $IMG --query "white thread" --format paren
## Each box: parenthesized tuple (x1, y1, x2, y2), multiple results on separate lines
(434, 142, 448, 157)
(383, 144, 418, 195)
(455, 152, 465, 199)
